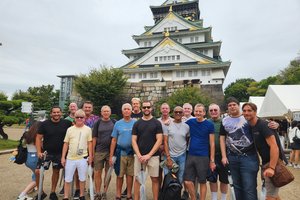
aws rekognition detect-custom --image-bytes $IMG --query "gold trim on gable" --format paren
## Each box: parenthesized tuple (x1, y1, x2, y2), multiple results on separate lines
(128, 64, 139, 68)
(198, 60, 213, 64)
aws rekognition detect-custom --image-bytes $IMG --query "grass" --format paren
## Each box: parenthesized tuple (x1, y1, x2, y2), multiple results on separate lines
(0, 139, 18, 151)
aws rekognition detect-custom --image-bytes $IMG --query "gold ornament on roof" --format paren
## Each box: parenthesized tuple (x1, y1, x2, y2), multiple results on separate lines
(164, 30, 170, 37)
(169, 5, 173, 12)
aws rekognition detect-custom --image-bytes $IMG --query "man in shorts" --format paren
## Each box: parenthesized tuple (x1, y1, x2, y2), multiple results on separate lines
(61, 109, 93, 200)
(92, 105, 115, 200)
(109, 103, 136, 200)
(132, 101, 163, 200)
(184, 103, 216, 200)
(207, 103, 228, 200)
(242, 102, 281, 200)
(35, 106, 72, 200)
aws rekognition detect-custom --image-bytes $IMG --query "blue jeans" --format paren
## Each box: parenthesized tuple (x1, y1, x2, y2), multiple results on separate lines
(163, 152, 186, 184)
(228, 154, 259, 200)
(25, 152, 38, 181)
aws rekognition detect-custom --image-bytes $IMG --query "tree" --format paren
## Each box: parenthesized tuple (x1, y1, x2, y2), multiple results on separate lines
(154, 86, 211, 117)
(12, 85, 59, 111)
(74, 66, 128, 114)
(224, 78, 256, 102)
(0, 99, 26, 139)
(277, 60, 300, 84)
(0, 92, 8, 101)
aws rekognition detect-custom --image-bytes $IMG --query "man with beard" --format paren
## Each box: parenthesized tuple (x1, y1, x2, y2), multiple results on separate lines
(132, 101, 163, 200)
(35, 106, 72, 200)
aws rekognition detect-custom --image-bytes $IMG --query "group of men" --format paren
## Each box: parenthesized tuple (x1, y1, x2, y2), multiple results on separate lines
(32, 96, 282, 200)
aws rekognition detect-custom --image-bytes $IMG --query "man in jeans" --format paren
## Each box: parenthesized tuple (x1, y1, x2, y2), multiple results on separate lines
(163, 106, 189, 184)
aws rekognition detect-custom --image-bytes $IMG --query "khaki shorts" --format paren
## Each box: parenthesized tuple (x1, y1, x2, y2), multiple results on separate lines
(94, 152, 109, 171)
(134, 155, 159, 177)
(265, 176, 279, 197)
(118, 155, 134, 177)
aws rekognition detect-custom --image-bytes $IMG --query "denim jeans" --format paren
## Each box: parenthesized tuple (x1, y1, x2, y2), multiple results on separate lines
(228, 154, 259, 200)
(25, 152, 38, 181)
(163, 152, 186, 184)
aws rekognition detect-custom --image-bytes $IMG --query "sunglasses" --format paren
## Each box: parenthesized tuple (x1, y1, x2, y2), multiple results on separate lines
(142, 106, 151, 109)
(174, 111, 183, 114)
(209, 109, 218, 112)
(75, 116, 84, 119)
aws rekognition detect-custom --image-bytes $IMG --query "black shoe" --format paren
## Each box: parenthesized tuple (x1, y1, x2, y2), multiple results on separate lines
(79, 196, 86, 200)
(59, 186, 64, 196)
(121, 188, 127, 198)
(49, 192, 58, 200)
(73, 189, 80, 200)
(34, 192, 47, 200)
(181, 191, 189, 200)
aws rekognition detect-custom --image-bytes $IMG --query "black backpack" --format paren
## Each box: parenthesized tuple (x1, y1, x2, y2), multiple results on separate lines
(159, 172, 182, 200)
(14, 132, 28, 164)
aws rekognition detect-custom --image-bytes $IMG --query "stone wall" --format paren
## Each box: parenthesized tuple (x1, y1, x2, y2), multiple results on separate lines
(123, 80, 224, 106)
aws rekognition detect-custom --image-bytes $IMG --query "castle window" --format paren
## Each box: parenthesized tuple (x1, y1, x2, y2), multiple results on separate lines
(176, 71, 185, 77)
(176, 55, 180, 60)
(194, 70, 198, 76)
(143, 73, 147, 78)
(155, 57, 158, 62)
(139, 73, 142, 79)
(195, 36, 199, 42)
(188, 71, 193, 77)
(150, 72, 158, 78)
(172, 55, 175, 60)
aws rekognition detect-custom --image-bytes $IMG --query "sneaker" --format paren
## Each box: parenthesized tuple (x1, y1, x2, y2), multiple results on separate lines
(94, 193, 101, 200)
(101, 192, 107, 200)
(34, 192, 47, 200)
(287, 163, 293, 167)
(79, 196, 86, 200)
(73, 189, 80, 200)
(294, 164, 300, 169)
(49, 192, 58, 200)
(121, 188, 127, 198)
(17, 195, 33, 200)
(59, 186, 64, 196)
(181, 191, 189, 200)
(196, 192, 200, 200)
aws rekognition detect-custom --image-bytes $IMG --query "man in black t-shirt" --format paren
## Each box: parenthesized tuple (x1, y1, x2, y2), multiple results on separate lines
(242, 102, 281, 200)
(132, 101, 163, 200)
(35, 106, 72, 200)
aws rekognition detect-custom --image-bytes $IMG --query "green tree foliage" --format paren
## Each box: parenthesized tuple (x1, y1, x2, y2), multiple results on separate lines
(224, 78, 255, 102)
(0, 99, 26, 139)
(74, 66, 128, 114)
(12, 85, 59, 111)
(0, 92, 8, 101)
(154, 87, 211, 117)
(277, 60, 300, 84)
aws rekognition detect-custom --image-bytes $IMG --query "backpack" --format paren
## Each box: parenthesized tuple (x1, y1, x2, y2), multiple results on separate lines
(159, 172, 182, 200)
(14, 132, 28, 165)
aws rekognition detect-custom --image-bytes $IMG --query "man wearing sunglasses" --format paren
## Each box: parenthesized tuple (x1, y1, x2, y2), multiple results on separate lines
(207, 103, 228, 200)
(163, 106, 190, 184)
(132, 101, 163, 200)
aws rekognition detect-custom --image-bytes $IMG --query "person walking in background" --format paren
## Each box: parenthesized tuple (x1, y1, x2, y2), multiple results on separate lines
(132, 101, 163, 200)
(92, 105, 115, 200)
(35, 106, 72, 200)
(242, 102, 281, 200)
(288, 120, 300, 168)
(109, 103, 136, 200)
(61, 109, 93, 200)
(17, 121, 41, 200)
(207, 103, 228, 200)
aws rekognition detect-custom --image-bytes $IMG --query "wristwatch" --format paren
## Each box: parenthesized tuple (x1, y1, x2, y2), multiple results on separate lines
(210, 160, 215, 163)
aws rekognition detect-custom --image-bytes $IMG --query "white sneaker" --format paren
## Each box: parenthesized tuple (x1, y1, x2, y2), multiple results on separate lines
(287, 163, 293, 167)
(293, 164, 300, 169)
(17, 195, 33, 200)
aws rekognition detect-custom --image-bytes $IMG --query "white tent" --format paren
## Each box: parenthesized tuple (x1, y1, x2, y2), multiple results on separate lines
(249, 96, 265, 116)
(258, 85, 300, 120)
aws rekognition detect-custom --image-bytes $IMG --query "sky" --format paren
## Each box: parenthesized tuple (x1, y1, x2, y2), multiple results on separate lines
(1, 0, 300, 99)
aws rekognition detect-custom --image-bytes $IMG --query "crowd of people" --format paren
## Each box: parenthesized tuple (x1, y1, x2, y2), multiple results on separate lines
(17, 97, 290, 200)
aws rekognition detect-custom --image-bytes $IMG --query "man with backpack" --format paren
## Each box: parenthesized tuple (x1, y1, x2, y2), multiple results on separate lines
(92, 105, 116, 200)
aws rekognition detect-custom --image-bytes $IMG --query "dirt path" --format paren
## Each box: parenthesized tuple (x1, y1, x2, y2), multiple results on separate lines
(1, 128, 299, 199)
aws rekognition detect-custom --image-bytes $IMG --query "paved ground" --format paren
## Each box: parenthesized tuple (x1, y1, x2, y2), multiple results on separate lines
(1, 128, 300, 200)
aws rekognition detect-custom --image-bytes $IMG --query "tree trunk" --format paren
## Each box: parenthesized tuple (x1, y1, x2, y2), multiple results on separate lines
(0, 125, 8, 140)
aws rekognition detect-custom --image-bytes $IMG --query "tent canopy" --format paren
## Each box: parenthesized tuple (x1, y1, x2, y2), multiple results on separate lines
(249, 96, 264, 116)
(258, 85, 300, 119)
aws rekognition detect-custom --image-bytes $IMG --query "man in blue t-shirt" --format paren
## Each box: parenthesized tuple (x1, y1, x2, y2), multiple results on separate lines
(109, 103, 136, 200)
(184, 103, 216, 200)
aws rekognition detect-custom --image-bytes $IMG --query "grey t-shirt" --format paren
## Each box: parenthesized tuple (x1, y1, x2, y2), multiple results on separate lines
(92, 119, 115, 152)
(164, 121, 190, 157)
